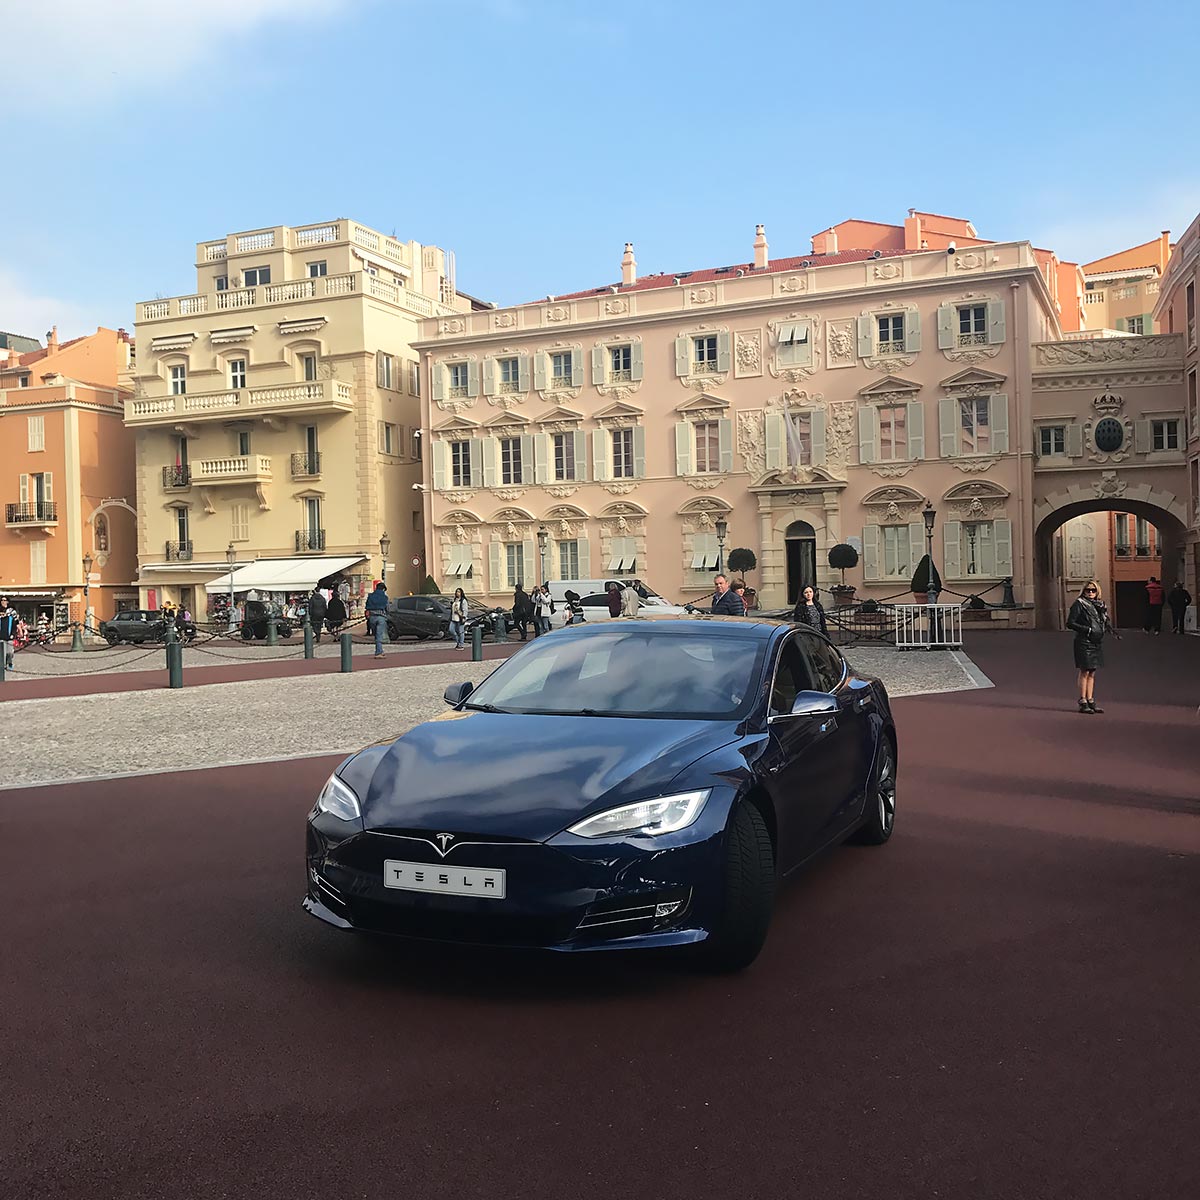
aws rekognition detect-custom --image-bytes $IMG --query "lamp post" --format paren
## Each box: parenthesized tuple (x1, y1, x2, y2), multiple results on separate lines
(82, 552, 93, 633)
(537, 524, 548, 586)
(379, 532, 391, 590)
(715, 517, 728, 575)
(922, 500, 941, 606)
(226, 542, 237, 633)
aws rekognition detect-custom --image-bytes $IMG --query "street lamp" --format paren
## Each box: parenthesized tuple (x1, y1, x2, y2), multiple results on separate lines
(536, 524, 549, 585)
(379, 532, 391, 589)
(82, 552, 93, 633)
(715, 517, 728, 575)
(226, 542, 237, 633)
(921, 500, 940, 604)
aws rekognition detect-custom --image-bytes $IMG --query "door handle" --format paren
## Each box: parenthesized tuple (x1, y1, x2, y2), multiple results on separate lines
(854, 695, 873, 712)
(818, 718, 837, 735)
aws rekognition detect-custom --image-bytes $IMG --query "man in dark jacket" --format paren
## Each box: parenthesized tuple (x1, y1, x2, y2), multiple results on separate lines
(365, 582, 389, 657)
(512, 585, 533, 640)
(0, 596, 17, 671)
(307, 587, 327, 643)
(1167, 581, 1191, 634)
(710, 574, 743, 616)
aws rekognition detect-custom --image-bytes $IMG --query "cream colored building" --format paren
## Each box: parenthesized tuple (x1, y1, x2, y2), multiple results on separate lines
(414, 217, 1189, 627)
(128, 220, 475, 613)
(1079, 233, 1172, 337)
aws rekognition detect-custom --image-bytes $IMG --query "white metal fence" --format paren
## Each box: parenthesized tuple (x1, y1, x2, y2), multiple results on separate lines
(894, 604, 964, 650)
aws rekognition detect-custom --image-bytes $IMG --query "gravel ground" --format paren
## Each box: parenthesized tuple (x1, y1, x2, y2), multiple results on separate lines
(3, 645, 988, 790)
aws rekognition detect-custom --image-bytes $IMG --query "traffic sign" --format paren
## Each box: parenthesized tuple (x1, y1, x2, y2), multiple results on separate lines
(410, 555, 421, 567)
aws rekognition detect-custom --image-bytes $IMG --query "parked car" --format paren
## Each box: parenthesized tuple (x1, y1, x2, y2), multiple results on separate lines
(100, 610, 167, 645)
(386, 595, 513, 642)
(304, 614, 897, 971)
(241, 599, 293, 640)
(546, 578, 688, 627)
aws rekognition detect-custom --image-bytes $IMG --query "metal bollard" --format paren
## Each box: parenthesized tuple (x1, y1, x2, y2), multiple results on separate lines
(340, 631, 353, 672)
(165, 618, 177, 645)
(491, 613, 505, 644)
(471, 623, 483, 662)
(303, 617, 314, 659)
(0, 653, 5, 683)
(71, 622, 85, 652)
(167, 642, 183, 688)
(267, 615, 278, 647)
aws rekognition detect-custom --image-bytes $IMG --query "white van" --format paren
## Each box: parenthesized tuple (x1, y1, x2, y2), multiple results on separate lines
(546, 578, 689, 627)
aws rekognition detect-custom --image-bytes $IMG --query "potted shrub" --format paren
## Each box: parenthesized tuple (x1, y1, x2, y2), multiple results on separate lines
(727, 547, 757, 581)
(827, 543, 859, 604)
(910, 555, 942, 604)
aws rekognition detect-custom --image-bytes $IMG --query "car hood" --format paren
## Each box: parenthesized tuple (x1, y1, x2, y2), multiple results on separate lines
(358, 710, 737, 841)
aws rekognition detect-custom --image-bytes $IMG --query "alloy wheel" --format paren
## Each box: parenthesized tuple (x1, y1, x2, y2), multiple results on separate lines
(877, 745, 896, 833)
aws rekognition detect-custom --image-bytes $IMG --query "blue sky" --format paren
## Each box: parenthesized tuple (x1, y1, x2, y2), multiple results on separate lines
(2, 0, 1198, 340)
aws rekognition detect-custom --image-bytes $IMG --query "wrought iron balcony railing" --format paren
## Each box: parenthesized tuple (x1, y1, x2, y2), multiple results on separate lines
(166, 540, 194, 561)
(296, 529, 326, 553)
(291, 452, 322, 479)
(162, 465, 191, 488)
(6, 501, 57, 523)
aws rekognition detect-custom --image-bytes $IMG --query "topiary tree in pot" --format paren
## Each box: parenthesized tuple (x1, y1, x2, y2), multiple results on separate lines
(827, 543, 859, 604)
(727, 547, 756, 580)
(909, 555, 942, 603)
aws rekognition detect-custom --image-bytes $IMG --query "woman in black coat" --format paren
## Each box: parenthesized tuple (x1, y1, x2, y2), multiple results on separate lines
(791, 584, 828, 636)
(1065, 580, 1117, 714)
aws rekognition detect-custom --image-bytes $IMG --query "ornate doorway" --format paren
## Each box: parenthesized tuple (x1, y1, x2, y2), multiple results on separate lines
(785, 520, 817, 604)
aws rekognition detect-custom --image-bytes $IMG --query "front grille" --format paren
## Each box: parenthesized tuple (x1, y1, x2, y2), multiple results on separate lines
(576, 888, 692, 939)
(345, 899, 576, 947)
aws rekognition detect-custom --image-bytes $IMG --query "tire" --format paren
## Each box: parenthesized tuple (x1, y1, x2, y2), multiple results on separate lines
(104, 631, 120, 646)
(387, 624, 401, 643)
(241, 626, 254, 641)
(853, 735, 897, 845)
(254, 629, 267, 640)
(696, 801, 776, 972)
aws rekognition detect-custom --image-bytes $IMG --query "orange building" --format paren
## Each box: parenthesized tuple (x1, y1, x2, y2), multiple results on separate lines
(0, 328, 138, 628)
(1108, 511, 1164, 628)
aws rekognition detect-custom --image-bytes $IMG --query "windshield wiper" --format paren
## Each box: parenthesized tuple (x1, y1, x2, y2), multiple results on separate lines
(578, 708, 625, 717)
(461, 701, 508, 713)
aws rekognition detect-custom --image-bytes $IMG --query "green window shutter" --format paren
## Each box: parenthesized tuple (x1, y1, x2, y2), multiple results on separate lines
(432, 442, 446, 490)
(518, 354, 531, 392)
(575, 536, 590, 575)
(908, 401, 925, 459)
(1134, 419, 1151, 454)
(858, 405, 877, 464)
(466, 362, 480, 398)
(907, 523, 924, 578)
(431, 363, 445, 402)
(856, 315, 873, 358)
(675, 421, 693, 475)
(482, 357, 496, 396)
(939, 398, 958, 458)
(489, 541, 503, 590)
(591, 345, 605, 386)
(943, 521, 962, 578)
(571, 352, 584, 388)
(987, 299, 1006, 345)
(468, 438, 483, 488)
(994, 519, 1013, 576)
(1067, 423, 1083, 457)
(719, 417, 734, 473)
(717, 332, 732, 373)
(630, 341, 644, 382)
(990, 394, 1009, 454)
(534, 434, 549, 484)
(810, 410, 826, 466)
(765, 412, 784, 470)
(632, 426, 646, 477)
(1115, 316, 1126, 332)
(862, 525, 880, 580)
(533, 353, 546, 391)
(522, 539, 537, 585)
(480, 438, 495, 488)
(904, 308, 921, 353)
(520, 434, 535, 485)
(593, 430, 610, 481)
(674, 335, 690, 377)
(573, 430, 588, 481)
(937, 304, 955, 350)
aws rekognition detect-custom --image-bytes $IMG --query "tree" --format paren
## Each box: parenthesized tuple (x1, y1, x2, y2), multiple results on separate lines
(827, 543, 859, 587)
(727, 547, 757, 580)
(420, 573, 441, 594)
(910, 555, 942, 596)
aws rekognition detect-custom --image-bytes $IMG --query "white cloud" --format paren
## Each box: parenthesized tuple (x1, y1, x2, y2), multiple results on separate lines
(0, 0, 349, 107)
(0, 268, 101, 344)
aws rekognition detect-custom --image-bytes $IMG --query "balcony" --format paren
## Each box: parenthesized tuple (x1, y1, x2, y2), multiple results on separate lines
(126, 379, 355, 427)
(165, 540, 194, 561)
(291, 451, 322, 479)
(6, 501, 57, 527)
(296, 529, 326, 553)
(192, 455, 273, 485)
(162, 465, 191, 489)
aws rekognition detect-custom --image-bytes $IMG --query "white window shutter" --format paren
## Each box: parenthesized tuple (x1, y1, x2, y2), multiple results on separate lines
(482, 438, 497, 487)
(994, 519, 1013, 576)
(593, 430, 610, 481)
(573, 430, 588, 481)
(482, 357, 496, 396)
(468, 438, 483, 488)
(717, 332, 732, 373)
(674, 335, 690, 377)
(858, 406, 877, 464)
(943, 521, 962, 578)
(765, 412, 784, 470)
(810, 410, 826, 466)
(630, 341, 644, 382)
(489, 541, 503, 589)
(591, 345, 605, 386)
(518, 354, 530, 392)
(675, 421, 693, 475)
(718, 417, 734, 472)
(376, 353, 385, 387)
(937, 304, 955, 350)
(907, 523, 924, 578)
(534, 434, 549, 484)
(376, 421, 385, 453)
(520, 434, 534, 485)
(939, 398, 958, 458)
(862, 525, 880, 580)
(523, 539, 537, 585)
(1134, 419, 1151, 454)
(1066, 423, 1084, 457)
(466, 362, 480, 398)
(431, 363, 445, 402)
(904, 308, 921, 353)
(576, 536, 590, 575)
(432, 441, 447, 490)
(990, 394, 1009, 454)
(987, 299, 1007, 345)
(908, 401, 925, 459)
(533, 353, 546, 391)
(632, 426, 646, 477)
(571, 352, 584, 388)
(19, 473, 29, 503)
(43, 471, 52, 501)
(856, 314, 873, 358)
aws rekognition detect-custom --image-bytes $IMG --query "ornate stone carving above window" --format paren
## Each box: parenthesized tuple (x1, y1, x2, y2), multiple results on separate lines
(734, 330, 762, 378)
(942, 480, 1010, 520)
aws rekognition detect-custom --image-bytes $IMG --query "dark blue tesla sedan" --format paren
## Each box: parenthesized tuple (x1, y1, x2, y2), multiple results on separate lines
(304, 614, 897, 970)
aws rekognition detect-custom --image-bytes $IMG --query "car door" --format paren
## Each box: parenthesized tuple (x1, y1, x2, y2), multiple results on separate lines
(413, 597, 441, 638)
(389, 597, 419, 638)
(760, 633, 853, 871)
(579, 592, 613, 622)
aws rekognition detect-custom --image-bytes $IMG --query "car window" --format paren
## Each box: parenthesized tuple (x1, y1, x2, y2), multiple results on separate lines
(799, 634, 846, 693)
(394, 598, 416, 611)
(581, 593, 610, 608)
(769, 636, 819, 716)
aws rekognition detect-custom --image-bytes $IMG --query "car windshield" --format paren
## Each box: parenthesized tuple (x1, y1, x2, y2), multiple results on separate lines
(463, 629, 764, 720)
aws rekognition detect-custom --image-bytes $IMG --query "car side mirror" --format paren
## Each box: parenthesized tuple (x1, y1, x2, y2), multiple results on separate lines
(443, 681, 474, 706)
(789, 691, 838, 718)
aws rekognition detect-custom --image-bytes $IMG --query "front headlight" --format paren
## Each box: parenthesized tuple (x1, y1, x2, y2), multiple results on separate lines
(566, 789, 710, 839)
(315, 773, 361, 821)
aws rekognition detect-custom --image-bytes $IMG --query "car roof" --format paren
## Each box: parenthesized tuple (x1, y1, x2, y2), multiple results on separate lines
(559, 613, 792, 639)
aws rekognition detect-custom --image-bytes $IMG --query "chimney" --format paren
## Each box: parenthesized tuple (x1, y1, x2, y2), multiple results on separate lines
(46, 325, 59, 353)
(827, 228, 838, 254)
(753, 224, 769, 270)
(1159, 230, 1171, 271)
(621, 242, 637, 286)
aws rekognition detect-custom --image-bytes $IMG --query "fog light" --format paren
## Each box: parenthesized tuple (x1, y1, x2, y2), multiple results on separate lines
(655, 901, 683, 918)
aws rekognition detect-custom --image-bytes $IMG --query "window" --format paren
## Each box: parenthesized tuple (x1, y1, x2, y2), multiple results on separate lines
(881, 526, 913, 578)
(801, 634, 846, 693)
(1151, 419, 1180, 451)
(229, 358, 247, 389)
(1126, 315, 1145, 335)
(611, 428, 635, 478)
(607, 536, 637, 572)
(1187, 281, 1195, 344)
(961, 521, 994, 575)
(777, 322, 811, 367)
(378, 353, 396, 390)
(498, 357, 520, 393)
(550, 351, 573, 389)
(27, 415, 45, 451)
(693, 335, 718, 372)
(379, 423, 397, 455)
(409, 360, 421, 397)
(785, 411, 811, 466)
(694, 421, 721, 473)
(451, 440, 472, 488)
(19, 376, 28, 388)
(30, 539, 46, 586)
(1039, 425, 1066, 456)
(307, 261, 327, 278)
(558, 540, 580, 578)
(175, 507, 190, 543)
(500, 437, 523, 485)
(959, 397, 991, 455)
(215, 275, 228, 291)
(300, 353, 317, 381)
(1189, 370, 1198, 437)
(878, 405, 908, 461)
(1114, 513, 1130, 556)
(553, 432, 576, 481)
(1135, 516, 1152, 557)
(448, 362, 469, 397)
(231, 503, 249, 541)
(877, 313, 905, 355)
(957, 304, 987, 347)
(505, 543, 526, 588)
(243, 266, 270, 286)
(169, 365, 187, 395)
(690, 532, 720, 572)
(446, 545, 473, 578)
(769, 638, 818, 717)
(609, 344, 632, 382)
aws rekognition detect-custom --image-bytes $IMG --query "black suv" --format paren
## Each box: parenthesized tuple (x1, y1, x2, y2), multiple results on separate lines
(386, 595, 513, 642)
(101, 610, 165, 645)
(241, 600, 294, 640)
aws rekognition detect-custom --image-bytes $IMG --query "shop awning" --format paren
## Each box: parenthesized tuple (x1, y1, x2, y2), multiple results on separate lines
(203, 555, 366, 594)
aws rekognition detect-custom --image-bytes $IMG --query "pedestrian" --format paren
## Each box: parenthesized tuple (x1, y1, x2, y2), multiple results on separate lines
(365, 581, 389, 658)
(1144, 576, 1164, 635)
(449, 587, 469, 648)
(326, 591, 346, 637)
(606, 582, 623, 617)
(1066, 580, 1119, 715)
(512, 584, 532, 640)
(563, 589, 582, 626)
(0, 596, 17, 671)
(730, 580, 750, 614)
(710, 573, 743, 616)
(620, 581, 640, 618)
(1167, 580, 1191, 634)
(534, 584, 554, 635)
(307, 587, 327, 643)
(792, 584, 828, 635)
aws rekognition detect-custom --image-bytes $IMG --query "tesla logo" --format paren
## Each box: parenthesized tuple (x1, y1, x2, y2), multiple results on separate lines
(435, 832, 455, 852)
